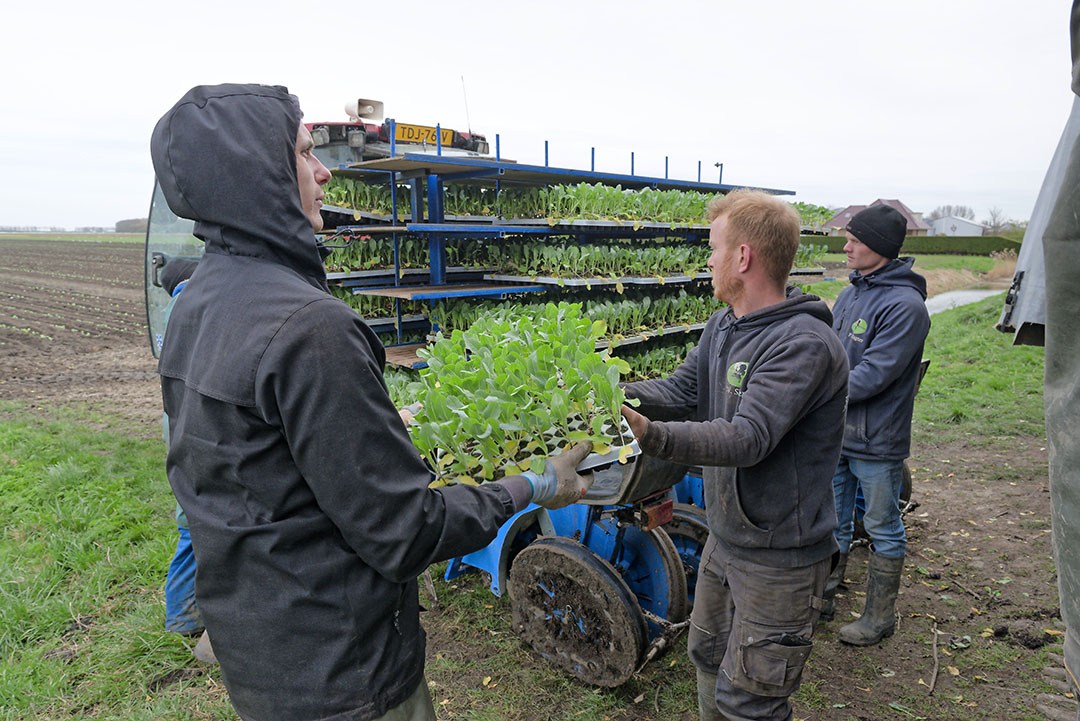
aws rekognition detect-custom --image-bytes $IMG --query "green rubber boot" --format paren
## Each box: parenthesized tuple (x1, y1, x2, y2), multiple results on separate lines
(820, 551, 849, 622)
(839, 552, 904, 646)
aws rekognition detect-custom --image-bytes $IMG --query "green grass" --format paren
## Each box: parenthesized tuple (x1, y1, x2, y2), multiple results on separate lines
(822, 253, 998, 274)
(800, 279, 847, 301)
(0, 233, 143, 243)
(912, 294, 1044, 445)
(0, 402, 234, 719)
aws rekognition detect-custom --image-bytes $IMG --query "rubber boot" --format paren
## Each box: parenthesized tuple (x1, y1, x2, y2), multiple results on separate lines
(839, 552, 904, 646)
(696, 668, 733, 721)
(193, 630, 218, 664)
(819, 551, 849, 622)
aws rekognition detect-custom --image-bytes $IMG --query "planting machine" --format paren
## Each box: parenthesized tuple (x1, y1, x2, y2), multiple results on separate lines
(144, 97, 800, 687)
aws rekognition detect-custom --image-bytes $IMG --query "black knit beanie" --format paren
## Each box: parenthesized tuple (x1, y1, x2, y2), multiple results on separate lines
(846, 205, 907, 259)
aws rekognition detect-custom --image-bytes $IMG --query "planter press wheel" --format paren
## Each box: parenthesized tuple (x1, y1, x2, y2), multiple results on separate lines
(598, 523, 689, 635)
(664, 503, 709, 609)
(507, 537, 647, 687)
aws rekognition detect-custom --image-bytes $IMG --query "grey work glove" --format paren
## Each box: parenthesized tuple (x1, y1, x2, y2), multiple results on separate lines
(397, 402, 423, 427)
(521, 442, 595, 510)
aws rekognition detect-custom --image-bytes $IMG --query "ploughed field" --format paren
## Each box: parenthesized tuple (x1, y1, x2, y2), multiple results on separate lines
(0, 237, 161, 428)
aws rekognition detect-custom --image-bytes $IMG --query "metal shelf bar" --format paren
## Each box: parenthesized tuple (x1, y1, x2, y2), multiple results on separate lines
(354, 283, 546, 301)
(337, 153, 793, 195)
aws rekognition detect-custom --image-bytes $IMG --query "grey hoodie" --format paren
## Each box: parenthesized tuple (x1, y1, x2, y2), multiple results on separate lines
(831, 257, 930, 460)
(151, 84, 519, 721)
(626, 289, 848, 568)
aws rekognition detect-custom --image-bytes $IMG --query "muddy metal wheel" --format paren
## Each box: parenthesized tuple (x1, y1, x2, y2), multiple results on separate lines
(665, 503, 709, 609)
(583, 519, 689, 635)
(508, 537, 647, 687)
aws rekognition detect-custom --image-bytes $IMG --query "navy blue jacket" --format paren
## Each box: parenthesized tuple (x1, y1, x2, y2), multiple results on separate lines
(626, 289, 849, 568)
(831, 257, 930, 461)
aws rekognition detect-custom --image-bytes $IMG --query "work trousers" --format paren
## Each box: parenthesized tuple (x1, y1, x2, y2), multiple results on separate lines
(373, 677, 435, 721)
(688, 534, 830, 721)
(832, 456, 907, 557)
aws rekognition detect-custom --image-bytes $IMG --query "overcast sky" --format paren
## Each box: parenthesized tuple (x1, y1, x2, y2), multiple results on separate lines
(1, 0, 1071, 228)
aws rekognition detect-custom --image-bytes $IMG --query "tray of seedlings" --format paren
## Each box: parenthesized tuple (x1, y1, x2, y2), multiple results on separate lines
(403, 302, 645, 504)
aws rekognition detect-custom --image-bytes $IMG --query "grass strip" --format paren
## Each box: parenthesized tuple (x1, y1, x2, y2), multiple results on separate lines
(0, 403, 232, 719)
(912, 294, 1044, 445)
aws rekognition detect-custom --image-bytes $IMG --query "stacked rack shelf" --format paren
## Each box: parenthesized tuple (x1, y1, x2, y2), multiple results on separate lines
(318, 150, 794, 369)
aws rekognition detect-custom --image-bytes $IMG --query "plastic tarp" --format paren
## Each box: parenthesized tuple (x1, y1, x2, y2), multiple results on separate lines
(996, 97, 1080, 346)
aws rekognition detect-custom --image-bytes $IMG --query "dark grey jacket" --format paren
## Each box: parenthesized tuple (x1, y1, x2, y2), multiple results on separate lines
(626, 289, 848, 568)
(831, 257, 930, 461)
(151, 84, 518, 721)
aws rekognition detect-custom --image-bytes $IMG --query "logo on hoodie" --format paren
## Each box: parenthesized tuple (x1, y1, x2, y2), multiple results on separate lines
(727, 361, 749, 392)
(851, 318, 868, 334)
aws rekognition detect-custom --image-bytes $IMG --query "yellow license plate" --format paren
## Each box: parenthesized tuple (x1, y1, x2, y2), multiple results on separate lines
(395, 123, 453, 146)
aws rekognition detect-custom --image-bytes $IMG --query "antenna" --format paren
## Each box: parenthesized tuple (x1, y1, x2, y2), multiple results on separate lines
(461, 75, 473, 134)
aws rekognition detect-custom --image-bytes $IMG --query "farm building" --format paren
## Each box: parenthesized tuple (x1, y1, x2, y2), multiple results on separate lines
(929, 215, 985, 236)
(825, 199, 932, 236)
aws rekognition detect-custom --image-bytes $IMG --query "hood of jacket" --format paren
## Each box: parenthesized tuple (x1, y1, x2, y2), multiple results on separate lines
(715, 285, 835, 333)
(849, 257, 927, 300)
(150, 83, 327, 285)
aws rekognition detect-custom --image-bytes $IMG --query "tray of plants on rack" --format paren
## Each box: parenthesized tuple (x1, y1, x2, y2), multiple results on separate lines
(395, 302, 642, 497)
(323, 176, 835, 232)
(322, 179, 714, 228)
(429, 283, 719, 348)
(322, 232, 826, 285)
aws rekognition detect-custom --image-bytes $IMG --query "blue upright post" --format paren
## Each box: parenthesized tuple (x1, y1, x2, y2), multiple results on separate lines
(544, 140, 549, 167)
(390, 170, 402, 343)
(591, 147, 595, 171)
(698, 160, 702, 183)
(495, 135, 502, 218)
(427, 174, 446, 285)
(665, 156, 669, 179)
(718, 163, 723, 184)
(631, 152, 635, 176)
(389, 119, 397, 157)
(436, 124, 442, 156)
(410, 178, 422, 223)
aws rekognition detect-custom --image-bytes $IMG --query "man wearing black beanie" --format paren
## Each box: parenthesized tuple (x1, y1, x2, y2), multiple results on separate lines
(822, 204, 930, 647)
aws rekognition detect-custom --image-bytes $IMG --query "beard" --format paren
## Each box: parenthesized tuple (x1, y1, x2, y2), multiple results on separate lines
(712, 270, 743, 307)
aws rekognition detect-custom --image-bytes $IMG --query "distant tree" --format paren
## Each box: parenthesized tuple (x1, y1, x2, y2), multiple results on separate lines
(115, 218, 148, 233)
(984, 206, 1009, 234)
(926, 204, 976, 222)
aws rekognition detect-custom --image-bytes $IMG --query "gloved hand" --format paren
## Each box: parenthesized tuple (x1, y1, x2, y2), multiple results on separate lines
(521, 442, 594, 509)
(397, 402, 423, 427)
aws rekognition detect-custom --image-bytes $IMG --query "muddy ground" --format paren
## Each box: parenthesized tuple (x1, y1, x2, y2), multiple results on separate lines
(0, 238, 1064, 720)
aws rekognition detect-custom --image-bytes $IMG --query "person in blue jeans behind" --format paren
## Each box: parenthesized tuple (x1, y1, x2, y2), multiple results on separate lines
(158, 258, 215, 663)
(824, 204, 930, 646)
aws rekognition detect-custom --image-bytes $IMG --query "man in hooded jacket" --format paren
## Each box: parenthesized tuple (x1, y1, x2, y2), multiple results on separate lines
(620, 190, 849, 721)
(150, 83, 593, 721)
(824, 204, 930, 647)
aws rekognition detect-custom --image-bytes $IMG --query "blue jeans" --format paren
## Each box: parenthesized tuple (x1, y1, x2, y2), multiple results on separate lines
(165, 524, 202, 634)
(832, 456, 906, 557)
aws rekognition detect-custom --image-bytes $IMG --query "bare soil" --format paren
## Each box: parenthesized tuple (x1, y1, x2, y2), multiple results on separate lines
(0, 238, 1059, 720)
(0, 239, 162, 434)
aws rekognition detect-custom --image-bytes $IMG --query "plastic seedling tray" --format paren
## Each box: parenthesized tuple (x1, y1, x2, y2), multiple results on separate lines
(576, 439, 640, 473)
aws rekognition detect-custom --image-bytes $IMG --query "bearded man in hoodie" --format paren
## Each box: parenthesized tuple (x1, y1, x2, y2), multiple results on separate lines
(620, 189, 849, 721)
(823, 204, 931, 648)
(150, 84, 593, 721)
